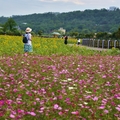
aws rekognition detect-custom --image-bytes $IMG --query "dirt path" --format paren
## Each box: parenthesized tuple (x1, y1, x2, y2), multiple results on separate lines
(83, 46, 108, 51)
(69, 44, 108, 51)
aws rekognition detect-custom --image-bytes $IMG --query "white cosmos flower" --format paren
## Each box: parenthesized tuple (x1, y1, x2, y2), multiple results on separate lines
(68, 87, 77, 90)
(73, 84, 77, 86)
(68, 87, 74, 90)
(67, 78, 72, 81)
(61, 80, 68, 82)
(84, 102, 88, 105)
(85, 91, 92, 94)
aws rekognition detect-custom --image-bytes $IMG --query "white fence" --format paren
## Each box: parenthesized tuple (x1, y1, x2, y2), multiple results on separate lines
(82, 39, 120, 49)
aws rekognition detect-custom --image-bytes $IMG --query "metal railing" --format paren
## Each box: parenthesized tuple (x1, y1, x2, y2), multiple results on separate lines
(82, 39, 120, 49)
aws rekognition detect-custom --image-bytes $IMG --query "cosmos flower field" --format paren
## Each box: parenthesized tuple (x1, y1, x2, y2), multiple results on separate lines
(0, 35, 120, 119)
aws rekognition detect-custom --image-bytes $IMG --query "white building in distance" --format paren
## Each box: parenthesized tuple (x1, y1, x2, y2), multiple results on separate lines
(58, 27, 66, 35)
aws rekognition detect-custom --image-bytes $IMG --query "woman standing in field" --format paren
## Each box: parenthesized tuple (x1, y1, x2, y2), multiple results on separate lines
(24, 27, 33, 52)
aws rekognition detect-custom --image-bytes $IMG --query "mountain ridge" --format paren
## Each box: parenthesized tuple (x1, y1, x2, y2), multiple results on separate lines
(0, 8, 120, 34)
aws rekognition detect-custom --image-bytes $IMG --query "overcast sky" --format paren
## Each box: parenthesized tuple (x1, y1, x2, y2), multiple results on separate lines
(0, 0, 120, 17)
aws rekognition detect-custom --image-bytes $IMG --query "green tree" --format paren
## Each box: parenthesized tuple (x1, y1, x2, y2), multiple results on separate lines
(69, 31, 79, 37)
(96, 32, 109, 39)
(114, 27, 120, 39)
(5, 18, 17, 31)
(38, 30, 43, 37)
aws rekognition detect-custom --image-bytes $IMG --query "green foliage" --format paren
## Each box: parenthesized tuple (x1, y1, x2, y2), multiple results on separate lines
(0, 35, 120, 56)
(0, 18, 19, 35)
(0, 9, 120, 34)
(106, 47, 120, 55)
(5, 18, 17, 31)
(0, 36, 120, 120)
(38, 30, 43, 37)
(113, 27, 120, 39)
(96, 32, 109, 39)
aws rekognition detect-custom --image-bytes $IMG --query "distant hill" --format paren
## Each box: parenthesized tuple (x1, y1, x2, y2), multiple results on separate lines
(0, 8, 120, 34)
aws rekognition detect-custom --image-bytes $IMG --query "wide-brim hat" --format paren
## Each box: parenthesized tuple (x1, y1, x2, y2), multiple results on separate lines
(25, 27, 32, 33)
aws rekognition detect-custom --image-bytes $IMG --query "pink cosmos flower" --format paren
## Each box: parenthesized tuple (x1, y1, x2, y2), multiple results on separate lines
(24, 53, 28, 56)
(58, 95, 63, 100)
(10, 114, 15, 118)
(116, 105, 120, 112)
(118, 105, 120, 107)
(54, 104, 59, 109)
(30, 112, 36, 116)
(40, 107, 45, 111)
(102, 75, 106, 78)
(92, 96, 98, 101)
(39, 111, 43, 113)
(71, 111, 79, 115)
(58, 107, 62, 110)
(28, 112, 36, 116)
(0, 111, 4, 117)
(17, 109, 24, 114)
(0, 100, 4, 107)
(58, 111, 63, 116)
(117, 75, 120, 79)
(85, 95, 91, 99)
(6, 100, 12, 105)
(36, 98, 40, 101)
(65, 98, 70, 101)
(99, 106, 105, 109)
(104, 110, 109, 114)
(116, 107, 120, 111)
(99, 65, 103, 68)
(102, 99, 107, 103)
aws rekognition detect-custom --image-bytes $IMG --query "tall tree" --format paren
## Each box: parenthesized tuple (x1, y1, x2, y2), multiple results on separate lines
(5, 18, 17, 31)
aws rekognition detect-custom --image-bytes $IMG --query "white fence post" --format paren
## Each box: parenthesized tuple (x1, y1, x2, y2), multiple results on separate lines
(108, 40, 111, 49)
(97, 39, 100, 48)
(114, 40, 117, 48)
(102, 40, 105, 48)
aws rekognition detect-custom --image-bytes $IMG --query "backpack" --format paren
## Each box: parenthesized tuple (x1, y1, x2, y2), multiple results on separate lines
(22, 34, 28, 43)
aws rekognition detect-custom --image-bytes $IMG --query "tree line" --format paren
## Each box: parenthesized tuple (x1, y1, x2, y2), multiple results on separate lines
(0, 8, 120, 39)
